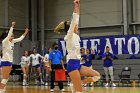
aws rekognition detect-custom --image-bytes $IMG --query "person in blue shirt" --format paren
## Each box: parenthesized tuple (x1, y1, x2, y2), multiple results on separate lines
(49, 42, 65, 92)
(102, 46, 116, 87)
(82, 48, 95, 68)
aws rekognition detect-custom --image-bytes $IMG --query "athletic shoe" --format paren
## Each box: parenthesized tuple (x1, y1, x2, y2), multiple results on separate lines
(50, 89, 54, 92)
(41, 81, 44, 85)
(90, 82, 93, 86)
(89, 84, 93, 87)
(0, 89, 6, 93)
(70, 83, 75, 93)
(112, 83, 116, 87)
(68, 82, 70, 86)
(23, 82, 26, 86)
(61, 89, 65, 92)
(25, 83, 29, 86)
(45, 82, 48, 86)
(83, 84, 87, 87)
(35, 80, 39, 84)
(105, 83, 109, 87)
(23, 81, 29, 86)
(23, 81, 26, 86)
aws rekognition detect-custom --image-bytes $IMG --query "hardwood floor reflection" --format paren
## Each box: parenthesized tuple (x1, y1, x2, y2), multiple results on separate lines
(4, 85, 140, 93)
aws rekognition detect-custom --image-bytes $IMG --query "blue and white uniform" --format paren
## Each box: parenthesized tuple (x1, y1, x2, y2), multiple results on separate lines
(1, 27, 25, 67)
(81, 54, 94, 68)
(20, 56, 30, 67)
(43, 53, 49, 67)
(64, 12, 80, 73)
(30, 53, 43, 68)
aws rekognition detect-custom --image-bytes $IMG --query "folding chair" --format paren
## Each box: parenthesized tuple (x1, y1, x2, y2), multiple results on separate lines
(118, 66, 131, 87)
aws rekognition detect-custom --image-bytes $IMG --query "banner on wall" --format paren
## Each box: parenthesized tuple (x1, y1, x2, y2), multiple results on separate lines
(58, 35, 140, 56)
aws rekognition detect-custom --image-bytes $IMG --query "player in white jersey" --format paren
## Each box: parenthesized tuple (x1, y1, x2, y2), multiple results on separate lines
(20, 51, 30, 86)
(0, 22, 29, 92)
(43, 47, 51, 86)
(64, 1, 100, 92)
(30, 48, 44, 84)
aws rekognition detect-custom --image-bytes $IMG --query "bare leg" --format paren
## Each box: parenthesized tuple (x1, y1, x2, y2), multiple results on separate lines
(37, 67, 43, 81)
(80, 66, 100, 84)
(21, 67, 27, 81)
(25, 66, 29, 80)
(69, 70, 82, 92)
(0, 66, 11, 89)
(44, 66, 49, 81)
(32, 67, 36, 80)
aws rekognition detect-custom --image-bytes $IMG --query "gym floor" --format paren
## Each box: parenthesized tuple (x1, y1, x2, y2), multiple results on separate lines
(5, 83, 140, 93)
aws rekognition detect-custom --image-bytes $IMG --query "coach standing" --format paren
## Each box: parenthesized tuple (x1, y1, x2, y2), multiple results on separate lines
(49, 42, 65, 92)
(102, 46, 116, 87)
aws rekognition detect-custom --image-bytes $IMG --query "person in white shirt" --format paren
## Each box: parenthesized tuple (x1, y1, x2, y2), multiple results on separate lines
(20, 51, 30, 86)
(64, 0, 100, 92)
(0, 22, 29, 92)
(30, 48, 44, 84)
(43, 47, 52, 85)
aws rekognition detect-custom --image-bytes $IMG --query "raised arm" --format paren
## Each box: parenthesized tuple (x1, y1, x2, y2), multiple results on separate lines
(13, 28, 29, 43)
(64, 0, 80, 40)
(2, 22, 16, 43)
(74, 0, 80, 15)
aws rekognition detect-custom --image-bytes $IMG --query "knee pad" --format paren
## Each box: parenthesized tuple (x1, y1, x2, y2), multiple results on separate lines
(23, 74, 27, 77)
(92, 76, 100, 82)
(1, 79, 9, 85)
(46, 74, 49, 77)
(39, 73, 42, 76)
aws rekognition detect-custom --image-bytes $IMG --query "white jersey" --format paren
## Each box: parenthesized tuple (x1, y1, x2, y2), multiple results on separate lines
(43, 53, 49, 67)
(20, 56, 30, 65)
(64, 13, 81, 60)
(1, 27, 25, 62)
(30, 53, 43, 66)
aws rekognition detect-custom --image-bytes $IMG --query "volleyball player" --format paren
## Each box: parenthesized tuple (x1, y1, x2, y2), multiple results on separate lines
(20, 51, 30, 86)
(43, 47, 51, 85)
(0, 22, 29, 92)
(30, 48, 44, 84)
(64, 0, 100, 92)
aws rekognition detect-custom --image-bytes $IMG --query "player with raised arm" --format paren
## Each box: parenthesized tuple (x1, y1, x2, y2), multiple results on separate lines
(64, 0, 100, 92)
(0, 22, 29, 92)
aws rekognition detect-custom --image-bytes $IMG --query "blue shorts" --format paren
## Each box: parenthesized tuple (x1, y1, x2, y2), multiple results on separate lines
(67, 59, 81, 73)
(33, 64, 41, 68)
(0, 61, 12, 67)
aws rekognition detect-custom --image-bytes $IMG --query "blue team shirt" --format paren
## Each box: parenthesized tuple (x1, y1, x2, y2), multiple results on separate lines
(82, 54, 94, 67)
(49, 50, 63, 64)
(102, 52, 114, 67)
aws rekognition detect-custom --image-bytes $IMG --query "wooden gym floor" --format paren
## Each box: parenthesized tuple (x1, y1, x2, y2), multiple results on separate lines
(4, 83, 140, 93)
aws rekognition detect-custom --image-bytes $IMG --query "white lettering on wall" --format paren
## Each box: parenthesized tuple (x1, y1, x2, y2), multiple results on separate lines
(128, 37, 139, 54)
(115, 38, 125, 54)
(90, 39, 100, 54)
(104, 38, 113, 53)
